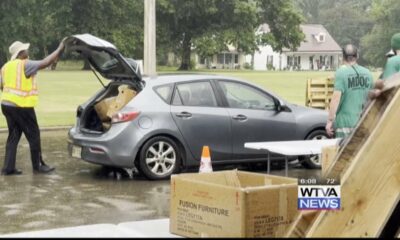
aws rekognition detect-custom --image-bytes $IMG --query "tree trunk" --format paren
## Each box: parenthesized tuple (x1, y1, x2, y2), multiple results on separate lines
(178, 35, 192, 71)
(43, 46, 49, 57)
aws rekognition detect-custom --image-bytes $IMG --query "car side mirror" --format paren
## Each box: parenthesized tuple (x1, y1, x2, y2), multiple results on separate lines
(275, 100, 291, 112)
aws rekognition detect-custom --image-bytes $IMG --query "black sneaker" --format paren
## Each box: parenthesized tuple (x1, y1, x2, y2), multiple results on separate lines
(1, 169, 23, 176)
(33, 165, 55, 174)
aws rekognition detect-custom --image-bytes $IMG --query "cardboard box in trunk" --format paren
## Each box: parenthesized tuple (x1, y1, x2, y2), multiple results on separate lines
(170, 170, 299, 238)
(106, 85, 137, 118)
(94, 97, 116, 121)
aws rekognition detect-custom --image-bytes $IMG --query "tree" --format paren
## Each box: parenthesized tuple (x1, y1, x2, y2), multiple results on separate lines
(295, 0, 374, 65)
(0, 0, 70, 65)
(320, 1, 374, 64)
(295, 0, 331, 23)
(0, 0, 144, 68)
(258, 0, 305, 52)
(0, 0, 305, 71)
(361, 0, 400, 67)
(51, 0, 144, 69)
(157, 0, 304, 70)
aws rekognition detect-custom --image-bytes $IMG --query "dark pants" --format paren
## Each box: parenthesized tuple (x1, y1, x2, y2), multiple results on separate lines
(1, 104, 45, 172)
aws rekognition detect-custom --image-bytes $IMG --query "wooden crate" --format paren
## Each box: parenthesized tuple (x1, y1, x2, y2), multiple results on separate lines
(306, 78, 334, 110)
(321, 145, 338, 177)
(286, 73, 400, 238)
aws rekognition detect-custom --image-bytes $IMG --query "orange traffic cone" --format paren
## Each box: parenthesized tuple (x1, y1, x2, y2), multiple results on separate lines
(199, 146, 213, 173)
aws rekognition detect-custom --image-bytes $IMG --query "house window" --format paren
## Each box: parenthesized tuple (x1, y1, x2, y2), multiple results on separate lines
(309, 56, 314, 70)
(217, 54, 225, 64)
(319, 35, 325, 42)
(287, 56, 293, 66)
(234, 54, 239, 64)
(225, 54, 232, 64)
(316, 33, 326, 43)
(199, 57, 207, 65)
(267, 55, 274, 66)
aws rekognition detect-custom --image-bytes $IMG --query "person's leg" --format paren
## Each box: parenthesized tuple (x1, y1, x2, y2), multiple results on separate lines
(17, 108, 54, 172)
(1, 105, 23, 174)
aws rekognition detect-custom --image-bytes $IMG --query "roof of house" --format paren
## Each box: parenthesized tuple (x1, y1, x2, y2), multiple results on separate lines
(257, 24, 342, 53)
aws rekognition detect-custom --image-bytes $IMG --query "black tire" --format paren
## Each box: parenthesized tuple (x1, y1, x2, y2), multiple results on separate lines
(299, 130, 329, 169)
(138, 136, 181, 180)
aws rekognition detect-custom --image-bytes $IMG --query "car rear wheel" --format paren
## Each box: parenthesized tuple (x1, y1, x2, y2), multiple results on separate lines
(299, 130, 329, 169)
(139, 136, 181, 180)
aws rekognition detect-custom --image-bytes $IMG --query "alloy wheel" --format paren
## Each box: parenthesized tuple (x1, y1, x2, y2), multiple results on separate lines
(145, 141, 176, 177)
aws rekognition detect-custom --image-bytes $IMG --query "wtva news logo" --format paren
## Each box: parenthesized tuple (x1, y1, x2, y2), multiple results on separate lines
(298, 178, 341, 210)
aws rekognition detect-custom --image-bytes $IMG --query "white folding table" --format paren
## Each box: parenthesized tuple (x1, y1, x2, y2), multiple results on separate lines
(244, 139, 341, 176)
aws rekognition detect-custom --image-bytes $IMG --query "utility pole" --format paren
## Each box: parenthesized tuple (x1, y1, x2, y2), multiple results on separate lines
(144, 0, 156, 76)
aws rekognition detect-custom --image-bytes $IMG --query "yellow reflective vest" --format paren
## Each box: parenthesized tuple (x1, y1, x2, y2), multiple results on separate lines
(0, 59, 38, 107)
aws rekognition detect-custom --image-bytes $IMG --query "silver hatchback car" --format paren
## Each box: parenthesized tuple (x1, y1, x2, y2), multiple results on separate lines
(66, 34, 328, 180)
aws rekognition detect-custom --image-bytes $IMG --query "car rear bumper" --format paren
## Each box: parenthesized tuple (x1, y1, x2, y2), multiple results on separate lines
(68, 142, 114, 166)
(67, 122, 145, 168)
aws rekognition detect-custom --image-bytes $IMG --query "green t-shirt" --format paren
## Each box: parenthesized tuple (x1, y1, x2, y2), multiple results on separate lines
(334, 64, 373, 137)
(383, 55, 400, 80)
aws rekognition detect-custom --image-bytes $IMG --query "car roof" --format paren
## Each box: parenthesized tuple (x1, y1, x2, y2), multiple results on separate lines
(141, 73, 286, 103)
(142, 73, 244, 86)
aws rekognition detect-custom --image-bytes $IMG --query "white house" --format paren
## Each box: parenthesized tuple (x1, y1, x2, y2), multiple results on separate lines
(248, 24, 342, 71)
(195, 24, 342, 71)
(195, 45, 243, 70)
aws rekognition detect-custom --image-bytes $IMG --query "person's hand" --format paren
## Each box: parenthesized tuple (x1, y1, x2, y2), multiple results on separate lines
(375, 79, 385, 90)
(368, 89, 382, 99)
(326, 120, 334, 138)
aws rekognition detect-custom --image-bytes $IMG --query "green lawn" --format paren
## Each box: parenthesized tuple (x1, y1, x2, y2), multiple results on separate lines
(0, 69, 380, 128)
(0, 71, 100, 128)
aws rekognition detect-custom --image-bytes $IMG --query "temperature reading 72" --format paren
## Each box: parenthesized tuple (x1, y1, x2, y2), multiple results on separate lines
(327, 178, 336, 184)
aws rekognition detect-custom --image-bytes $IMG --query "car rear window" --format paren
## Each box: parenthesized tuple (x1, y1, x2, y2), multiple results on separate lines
(154, 84, 173, 103)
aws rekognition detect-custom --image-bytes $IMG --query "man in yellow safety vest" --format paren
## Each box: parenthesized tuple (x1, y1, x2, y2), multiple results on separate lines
(0, 40, 64, 175)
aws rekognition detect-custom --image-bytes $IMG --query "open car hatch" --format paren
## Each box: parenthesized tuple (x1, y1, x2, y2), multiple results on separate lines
(64, 33, 142, 83)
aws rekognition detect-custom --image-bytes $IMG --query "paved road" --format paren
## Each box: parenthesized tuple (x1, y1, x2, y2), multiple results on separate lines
(0, 130, 321, 235)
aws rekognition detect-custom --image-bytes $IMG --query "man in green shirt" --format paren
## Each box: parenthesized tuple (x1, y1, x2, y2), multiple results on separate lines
(382, 33, 400, 80)
(326, 44, 375, 139)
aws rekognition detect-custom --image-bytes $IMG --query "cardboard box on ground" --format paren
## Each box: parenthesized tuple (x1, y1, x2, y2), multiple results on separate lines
(170, 170, 299, 238)
(94, 85, 137, 130)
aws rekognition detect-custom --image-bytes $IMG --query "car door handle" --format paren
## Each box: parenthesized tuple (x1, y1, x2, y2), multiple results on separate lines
(232, 115, 247, 121)
(176, 112, 192, 118)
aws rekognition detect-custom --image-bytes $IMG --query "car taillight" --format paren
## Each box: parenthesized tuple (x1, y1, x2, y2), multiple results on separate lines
(111, 111, 140, 123)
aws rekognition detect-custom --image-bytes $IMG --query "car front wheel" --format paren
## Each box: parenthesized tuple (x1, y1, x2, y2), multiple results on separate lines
(139, 136, 181, 180)
(299, 130, 329, 169)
